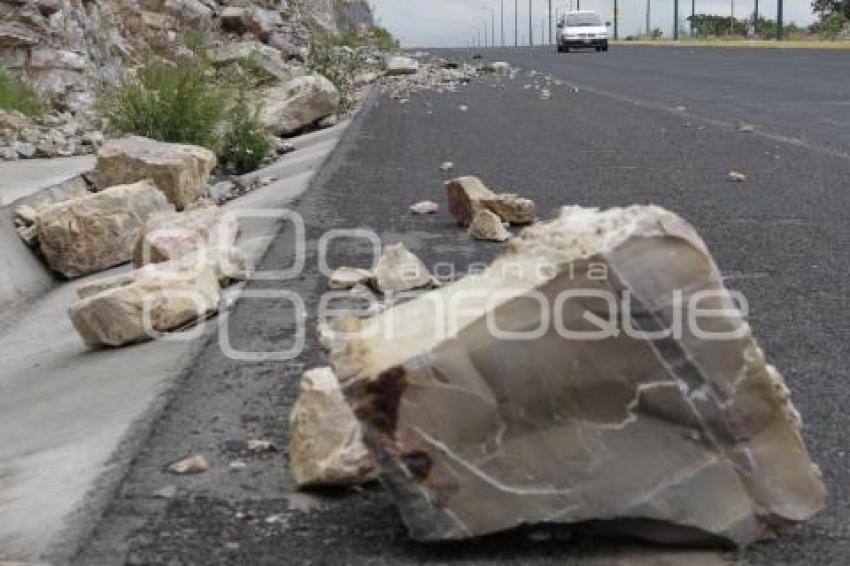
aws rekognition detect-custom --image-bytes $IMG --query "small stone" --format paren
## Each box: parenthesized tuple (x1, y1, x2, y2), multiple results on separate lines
(728, 170, 747, 182)
(438, 161, 454, 172)
(167, 454, 210, 475)
(410, 200, 439, 215)
(674, 105, 687, 112)
(468, 208, 511, 242)
(154, 485, 178, 499)
(328, 267, 375, 290)
(229, 460, 248, 470)
(737, 123, 755, 133)
(247, 439, 277, 453)
(458, 105, 468, 112)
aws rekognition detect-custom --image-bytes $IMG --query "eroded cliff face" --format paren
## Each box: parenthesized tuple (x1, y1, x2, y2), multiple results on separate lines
(0, 0, 373, 111)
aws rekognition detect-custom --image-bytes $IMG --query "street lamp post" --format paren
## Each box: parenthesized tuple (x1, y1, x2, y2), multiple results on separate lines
(754, 0, 759, 36)
(501, 0, 505, 46)
(515, 0, 519, 46)
(614, 0, 619, 40)
(777, 0, 783, 40)
(529, 0, 533, 46)
(674, 0, 679, 40)
(646, 0, 651, 36)
(691, 0, 696, 37)
(481, 16, 489, 47)
(549, 0, 552, 45)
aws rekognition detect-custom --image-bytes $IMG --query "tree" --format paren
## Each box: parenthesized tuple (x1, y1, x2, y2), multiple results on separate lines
(812, 0, 850, 19)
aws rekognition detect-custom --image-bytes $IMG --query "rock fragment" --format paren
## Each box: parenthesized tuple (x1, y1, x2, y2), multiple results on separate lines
(728, 171, 747, 182)
(374, 243, 436, 293)
(96, 137, 216, 210)
(438, 161, 454, 172)
(167, 454, 210, 475)
(480, 193, 537, 225)
(37, 180, 173, 278)
(289, 367, 375, 488)
(326, 205, 826, 546)
(445, 176, 537, 227)
(482, 61, 511, 75)
(132, 205, 239, 268)
(327, 267, 375, 290)
(409, 200, 439, 215)
(467, 208, 511, 242)
(385, 56, 419, 76)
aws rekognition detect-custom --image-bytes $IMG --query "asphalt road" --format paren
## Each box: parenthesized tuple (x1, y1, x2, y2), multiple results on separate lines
(77, 46, 850, 565)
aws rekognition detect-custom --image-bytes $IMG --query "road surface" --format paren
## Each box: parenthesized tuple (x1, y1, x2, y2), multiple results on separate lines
(77, 46, 850, 565)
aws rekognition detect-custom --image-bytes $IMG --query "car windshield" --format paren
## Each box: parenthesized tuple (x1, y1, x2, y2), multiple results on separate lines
(566, 13, 601, 27)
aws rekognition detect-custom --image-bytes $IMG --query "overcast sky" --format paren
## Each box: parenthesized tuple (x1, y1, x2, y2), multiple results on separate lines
(371, 1, 817, 47)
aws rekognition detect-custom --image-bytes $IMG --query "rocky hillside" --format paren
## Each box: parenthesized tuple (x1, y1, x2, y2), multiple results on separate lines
(0, 0, 374, 112)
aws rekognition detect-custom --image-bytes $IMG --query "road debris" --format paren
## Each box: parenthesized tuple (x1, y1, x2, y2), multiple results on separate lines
(288, 367, 375, 488)
(410, 200, 440, 215)
(325, 205, 826, 546)
(247, 439, 277, 453)
(737, 123, 755, 133)
(374, 243, 437, 292)
(482, 61, 511, 75)
(458, 105, 469, 112)
(468, 208, 511, 242)
(327, 267, 375, 290)
(728, 170, 747, 182)
(385, 55, 419, 76)
(167, 454, 210, 475)
(445, 176, 538, 228)
(438, 161, 454, 172)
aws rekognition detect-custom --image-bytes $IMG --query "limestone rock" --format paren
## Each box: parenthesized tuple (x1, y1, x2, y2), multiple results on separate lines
(480, 193, 537, 225)
(328, 267, 375, 290)
(728, 171, 747, 182)
(37, 180, 173, 278)
(445, 176, 497, 227)
(289, 367, 376, 487)
(132, 206, 239, 268)
(409, 200, 439, 215)
(259, 75, 340, 136)
(374, 243, 436, 293)
(446, 176, 537, 227)
(386, 56, 419, 76)
(245, 7, 282, 41)
(482, 61, 511, 75)
(325, 205, 826, 546)
(168, 454, 210, 475)
(207, 41, 292, 83)
(468, 208, 511, 242)
(96, 136, 217, 210)
(69, 258, 221, 347)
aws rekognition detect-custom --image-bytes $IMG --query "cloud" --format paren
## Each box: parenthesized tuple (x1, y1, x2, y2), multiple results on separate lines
(372, 0, 817, 47)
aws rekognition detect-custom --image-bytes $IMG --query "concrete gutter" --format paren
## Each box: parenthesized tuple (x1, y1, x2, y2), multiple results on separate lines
(0, 120, 352, 564)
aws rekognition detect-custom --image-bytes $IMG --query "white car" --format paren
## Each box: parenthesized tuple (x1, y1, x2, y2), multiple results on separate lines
(557, 11, 610, 53)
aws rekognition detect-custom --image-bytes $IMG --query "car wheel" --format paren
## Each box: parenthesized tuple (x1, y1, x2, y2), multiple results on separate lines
(563, 45, 570, 53)
(602, 46, 609, 52)
(595, 46, 601, 52)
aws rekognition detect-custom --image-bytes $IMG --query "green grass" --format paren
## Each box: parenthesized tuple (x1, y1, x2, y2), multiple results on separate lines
(0, 68, 43, 116)
(219, 96, 272, 174)
(98, 55, 227, 150)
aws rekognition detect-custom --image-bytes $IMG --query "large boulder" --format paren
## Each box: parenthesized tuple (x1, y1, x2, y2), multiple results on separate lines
(69, 258, 220, 348)
(132, 204, 239, 267)
(95, 137, 217, 210)
(259, 75, 340, 136)
(36, 180, 173, 278)
(289, 367, 376, 487)
(323, 205, 826, 546)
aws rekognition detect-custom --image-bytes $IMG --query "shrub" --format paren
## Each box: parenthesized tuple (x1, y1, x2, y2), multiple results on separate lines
(219, 98, 272, 175)
(307, 35, 360, 112)
(0, 68, 43, 116)
(818, 12, 849, 38)
(99, 55, 227, 149)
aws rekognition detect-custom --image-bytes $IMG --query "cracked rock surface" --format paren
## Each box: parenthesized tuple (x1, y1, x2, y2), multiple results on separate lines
(325, 205, 826, 547)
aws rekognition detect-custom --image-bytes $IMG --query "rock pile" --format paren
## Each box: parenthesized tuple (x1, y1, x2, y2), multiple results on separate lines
(321, 205, 826, 546)
(0, 110, 104, 160)
(445, 176, 537, 241)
